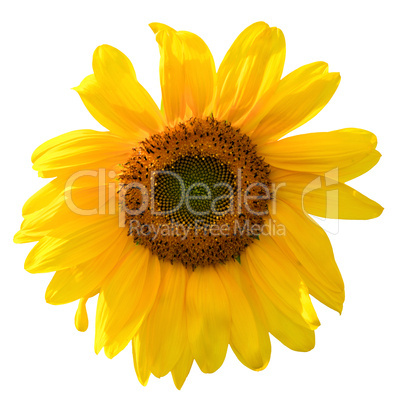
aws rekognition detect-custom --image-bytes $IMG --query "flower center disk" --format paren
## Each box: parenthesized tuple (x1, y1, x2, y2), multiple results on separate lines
(119, 117, 271, 268)
(155, 155, 236, 227)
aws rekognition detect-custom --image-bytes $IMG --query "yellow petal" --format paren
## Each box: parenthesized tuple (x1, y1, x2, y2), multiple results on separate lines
(259, 128, 377, 173)
(171, 342, 193, 390)
(21, 185, 111, 231)
(132, 326, 151, 386)
(25, 215, 122, 273)
(270, 200, 344, 313)
(251, 64, 340, 142)
(100, 253, 161, 358)
(270, 149, 382, 184)
(336, 150, 381, 182)
(218, 264, 271, 370)
(15, 192, 64, 243)
(75, 297, 89, 332)
(15, 176, 117, 244)
(149, 22, 175, 35)
(274, 172, 384, 219)
(21, 177, 65, 216)
(45, 230, 129, 304)
(151, 24, 216, 121)
(92, 43, 137, 81)
(19, 171, 110, 219)
(186, 266, 230, 373)
(74, 75, 163, 140)
(16, 188, 70, 243)
(215, 22, 285, 125)
(224, 260, 271, 370)
(92, 45, 164, 134)
(177, 31, 216, 117)
(32, 130, 133, 178)
(32, 130, 120, 163)
(242, 61, 328, 133)
(13, 229, 44, 244)
(245, 236, 320, 330)
(95, 245, 149, 352)
(242, 255, 315, 351)
(144, 262, 188, 378)
(256, 292, 316, 352)
(74, 75, 143, 139)
(153, 29, 186, 126)
(92, 45, 164, 132)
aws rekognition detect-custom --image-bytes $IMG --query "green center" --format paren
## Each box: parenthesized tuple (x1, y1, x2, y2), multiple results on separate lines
(154, 155, 236, 227)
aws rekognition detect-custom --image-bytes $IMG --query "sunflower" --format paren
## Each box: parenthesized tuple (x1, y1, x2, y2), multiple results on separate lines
(15, 21, 383, 389)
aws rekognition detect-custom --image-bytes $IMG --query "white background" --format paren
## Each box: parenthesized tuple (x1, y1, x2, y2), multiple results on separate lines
(1, 0, 401, 400)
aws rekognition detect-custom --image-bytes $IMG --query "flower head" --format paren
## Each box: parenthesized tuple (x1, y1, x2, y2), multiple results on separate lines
(15, 21, 383, 389)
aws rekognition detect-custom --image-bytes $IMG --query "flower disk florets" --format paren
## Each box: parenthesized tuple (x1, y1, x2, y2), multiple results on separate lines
(119, 116, 271, 267)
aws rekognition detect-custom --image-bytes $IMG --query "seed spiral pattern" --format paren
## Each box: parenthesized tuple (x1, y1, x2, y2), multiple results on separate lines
(154, 155, 236, 227)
